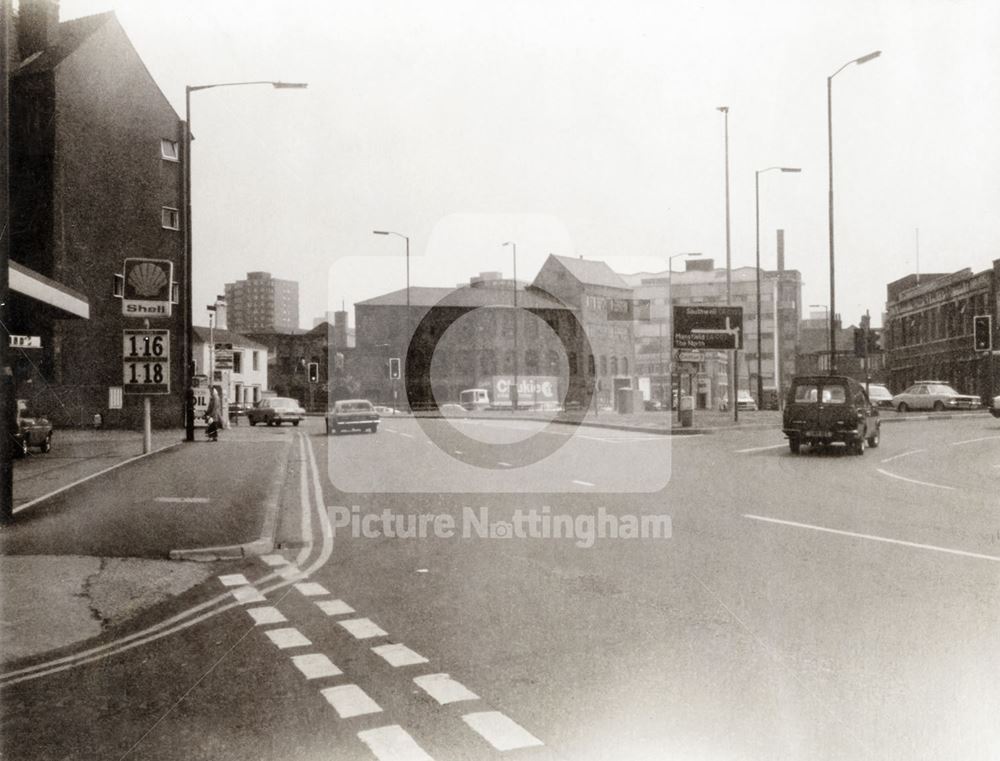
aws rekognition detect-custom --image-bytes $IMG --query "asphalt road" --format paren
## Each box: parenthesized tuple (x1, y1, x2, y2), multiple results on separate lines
(2, 415, 999, 760)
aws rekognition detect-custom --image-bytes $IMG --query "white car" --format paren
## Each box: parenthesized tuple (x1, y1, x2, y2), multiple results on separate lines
(719, 390, 758, 412)
(990, 394, 1000, 419)
(891, 381, 982, 412)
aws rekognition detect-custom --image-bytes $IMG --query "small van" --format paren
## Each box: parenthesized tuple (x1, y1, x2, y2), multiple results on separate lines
(782, 375, 880, 455)
(460, 388, 490, 411)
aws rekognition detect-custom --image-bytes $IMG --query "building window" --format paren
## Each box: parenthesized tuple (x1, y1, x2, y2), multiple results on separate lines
(252, 351, 259, 372)
(622, 357, 629, 375)
(160, 139, 179, 161)
(588, 354, 595, 375)
(161, 207, 180, 230)
(233, 352, 243, 374)
(600, 355, 608, 375)
(610, 356, 619, 375)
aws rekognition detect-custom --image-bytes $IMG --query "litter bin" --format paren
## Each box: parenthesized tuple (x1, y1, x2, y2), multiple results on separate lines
(679, 395, 694, 428)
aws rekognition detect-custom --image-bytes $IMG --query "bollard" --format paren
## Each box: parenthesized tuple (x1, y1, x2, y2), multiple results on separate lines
(679, 395, 694, 428)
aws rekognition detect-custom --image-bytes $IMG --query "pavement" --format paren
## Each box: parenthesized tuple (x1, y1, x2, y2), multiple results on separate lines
(2, 423, 293, 665)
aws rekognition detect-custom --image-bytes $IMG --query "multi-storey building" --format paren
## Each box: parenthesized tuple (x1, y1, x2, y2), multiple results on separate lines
(621, 258, 802, 409)
(225, 271, 299, 333)
(354, 257, 636, 411)
(8, 1, 185, 427)
(884, 261, 999, 399)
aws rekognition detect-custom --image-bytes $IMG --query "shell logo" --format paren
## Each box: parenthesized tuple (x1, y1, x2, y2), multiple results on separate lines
(127, 261, 169, 297)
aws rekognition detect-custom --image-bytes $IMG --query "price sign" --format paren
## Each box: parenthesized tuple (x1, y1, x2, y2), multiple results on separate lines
(123, 329, 170, 394)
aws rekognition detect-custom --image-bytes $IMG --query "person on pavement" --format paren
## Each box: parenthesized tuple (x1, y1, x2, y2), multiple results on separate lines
(205, 386, 222, 441)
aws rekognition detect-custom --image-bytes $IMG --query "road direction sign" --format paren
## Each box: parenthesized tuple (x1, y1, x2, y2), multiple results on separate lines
(9, 335, 41, 348)
(123, 329, 170, 394)
(122, 258, 173, 317)
(673, 306, 744, 350)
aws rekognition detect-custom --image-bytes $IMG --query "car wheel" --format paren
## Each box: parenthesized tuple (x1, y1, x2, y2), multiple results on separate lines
(854, 431, 867, 456)
(249, 419, 257, 426)
(933, 401, 945, 412)
(40, 434, 52, 454)
(293, 421, 300, 427)
(789, 438, 800, 454)
(897, 402, 908, 412)
(333, 426, 341, 435)
(867, 425, 880, 448)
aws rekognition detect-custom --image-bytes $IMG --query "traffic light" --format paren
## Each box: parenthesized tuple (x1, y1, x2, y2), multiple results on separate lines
(973, 315, 992, 351)
(388, 357, 401, 380)
(308, 362, 319, 383)
(867, 329, 882, 354)
(854, 328, 866, 357)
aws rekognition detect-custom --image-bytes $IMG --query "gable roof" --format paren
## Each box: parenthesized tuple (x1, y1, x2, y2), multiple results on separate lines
(15, 12, 113, 76)
(193, 326, 268, 351)
(548, 255, 630, 289)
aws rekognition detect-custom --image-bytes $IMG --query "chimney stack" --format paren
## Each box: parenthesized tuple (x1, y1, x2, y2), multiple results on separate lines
(17, 0, 60, 60)
(213, 295, 227, 330)
(776, 229, 785, 272)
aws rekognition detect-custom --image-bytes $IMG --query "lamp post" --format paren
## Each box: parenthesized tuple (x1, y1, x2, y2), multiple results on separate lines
(666, 252, 701, 419)
(183, 80, 307, 442)
(717, 106, 735, 421)
(373, 230, 410, 410)
(503, 241, 517, 411)
(827, 50, 881, 373)
(755, 166, 800, 406)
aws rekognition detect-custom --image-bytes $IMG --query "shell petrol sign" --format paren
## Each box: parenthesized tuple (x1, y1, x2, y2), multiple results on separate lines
(122, 258, 173, 317)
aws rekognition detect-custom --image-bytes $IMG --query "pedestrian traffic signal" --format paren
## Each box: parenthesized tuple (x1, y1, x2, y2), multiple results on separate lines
(308, 362, 319, 383)
(973, 315, 992, 351)
(853, 328, 866, 357)
(389, 357, 401, 380)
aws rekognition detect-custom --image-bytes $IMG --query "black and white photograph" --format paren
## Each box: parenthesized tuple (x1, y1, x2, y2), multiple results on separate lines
(2, 0, 999, 758)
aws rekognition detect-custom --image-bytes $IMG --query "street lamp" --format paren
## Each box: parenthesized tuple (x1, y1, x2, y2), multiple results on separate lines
(183, 80, 307, 442)
(502, 241, 518, 411)
(665, 252, 701, 418)
(828, 50, 881, 373)
(373, 230, 411, 410)
(755, 166, 800, 406)
(810, 304, 830, 370)
(717, 106, 735, 421)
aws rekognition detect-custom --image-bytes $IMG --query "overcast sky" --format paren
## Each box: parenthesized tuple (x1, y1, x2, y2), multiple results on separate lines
(58, 0, 1000, 328)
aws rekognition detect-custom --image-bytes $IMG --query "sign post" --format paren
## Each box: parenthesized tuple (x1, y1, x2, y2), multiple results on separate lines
(674, 306, 744, 419)
(123, 329, 170, 453)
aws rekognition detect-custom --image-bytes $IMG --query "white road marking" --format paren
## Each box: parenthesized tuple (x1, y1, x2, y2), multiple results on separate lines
(950, 435, 1000, 446)
(414, 673, 479, 704)
(338, 617, 389, 639)
(415, 569, 429, 574)
(231, 586, 267, 604)
(260, 554, 288, 567)
(316, 599, 355, 616)
(880, 449, 926, 463)
(462, 711, 543, 751)
(246, 606, 287, 625)
(294, 582, 330, 597)
(372, 643, 429, 667)
(358, 725, 434, 761)
(735, 443, 787, 453)
(744, 514, 1000, 562)
(321, 684, 382, 718)
(385, 427, 398, 434)
(291, 653, 342, 679)
(264, 627, 312, 649)
(572, 480, 595, 487)
(154, 496, 210, 503)
(497, 461, 512, 467)
(399, 432, 415, 439)
(218, 574, 249, 587)
(278, 565, 304, 580)
(876, 468, 956, 491)
(454, 450, 463, 455)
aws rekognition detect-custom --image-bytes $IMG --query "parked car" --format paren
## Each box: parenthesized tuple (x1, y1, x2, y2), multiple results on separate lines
(14, 399, 53, 456)
(326, 399, 379, 434)
(782, 375, 880, 455)
(865, 383, 895, 409)
(891, 381, 983, 412)
(247, 397, 306, 426)
(990, 394, 1000, 418)
(719, 390, 758, 412)
(373, 405, 404, 416)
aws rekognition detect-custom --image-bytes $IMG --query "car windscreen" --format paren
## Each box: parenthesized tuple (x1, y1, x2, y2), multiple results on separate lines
(928, 385, 958, 395)
(792, 384, 846, 403)
(338, 402, 372, 411)
(793, 384, 819, 403)
(271, 399, 298, 408)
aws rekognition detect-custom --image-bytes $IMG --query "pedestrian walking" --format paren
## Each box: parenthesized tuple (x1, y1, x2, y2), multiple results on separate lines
(205, 386, 222, 441)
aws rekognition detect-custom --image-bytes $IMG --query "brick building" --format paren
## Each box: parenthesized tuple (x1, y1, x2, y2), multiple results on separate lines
(8, 2, 185, 427)
(225, 271, 299, 333)
(884, 262, 999, 400)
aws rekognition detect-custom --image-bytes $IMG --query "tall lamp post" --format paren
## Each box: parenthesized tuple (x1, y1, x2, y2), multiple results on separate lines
(755, 166, 800, 406)
(665, 252, 701, 418)
(827, 50, 881, 373)
(373, 230, 410, 410)
(184, 80, 307, 442)
(503, 241, 517, 411)
(717, 106, 735, 421)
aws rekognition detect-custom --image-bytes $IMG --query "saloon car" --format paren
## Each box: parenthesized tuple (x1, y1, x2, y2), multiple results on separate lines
(247, 397, 306, 426)
(326, 399, 380, 434)
(15, 399, 53, 456)
(865, 383, 895, 409)
(891, 381, 982, 412)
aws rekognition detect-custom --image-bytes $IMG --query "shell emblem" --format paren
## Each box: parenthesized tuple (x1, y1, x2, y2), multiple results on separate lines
(128, 262, 168, 297)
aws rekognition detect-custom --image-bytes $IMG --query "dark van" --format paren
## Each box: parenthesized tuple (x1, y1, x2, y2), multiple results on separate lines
(782, 375, 880, 455)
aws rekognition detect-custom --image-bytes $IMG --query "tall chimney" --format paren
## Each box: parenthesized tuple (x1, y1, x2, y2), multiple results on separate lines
(214, 295, 227, 330)
(776, 229, 785, 272)
(333, 310, 348, 349)
(17, 0, 60, 59)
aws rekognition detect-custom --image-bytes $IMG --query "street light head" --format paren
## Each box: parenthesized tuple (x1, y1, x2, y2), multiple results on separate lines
(373, 230, 389, 235)
(855, 50, 882, 65)
(780, 167, 802, 173)
(502, 241, 514, 247)
(716, 106, 729, 113)
(272, 81, 309, 89)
